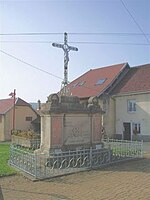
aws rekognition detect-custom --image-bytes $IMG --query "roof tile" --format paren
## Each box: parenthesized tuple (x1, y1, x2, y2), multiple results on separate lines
(68, 63, 127, 98)
(0, 98, 14, 114)
(111, 64, 150, 95)
(0, 98, 30, 114)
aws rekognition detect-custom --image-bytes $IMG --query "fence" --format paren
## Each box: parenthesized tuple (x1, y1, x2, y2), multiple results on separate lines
(102, 138, 143, 159)
(9, 139, 143, 179)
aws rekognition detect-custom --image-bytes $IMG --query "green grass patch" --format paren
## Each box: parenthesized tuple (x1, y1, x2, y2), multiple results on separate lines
(112, 147, 142, 155)
(0, 143, 17, 177)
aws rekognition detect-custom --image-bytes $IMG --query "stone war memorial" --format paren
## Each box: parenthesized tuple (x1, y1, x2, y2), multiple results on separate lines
(37, 93, 104, 154)
(9, 32, 143, 179)
(36, 32, 104, 154)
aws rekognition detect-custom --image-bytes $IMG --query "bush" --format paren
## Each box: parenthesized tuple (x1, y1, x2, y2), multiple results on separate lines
(12, 130, 40, 139)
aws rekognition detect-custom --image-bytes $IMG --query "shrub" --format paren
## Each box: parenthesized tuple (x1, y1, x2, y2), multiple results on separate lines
(12, 130, 40, 139)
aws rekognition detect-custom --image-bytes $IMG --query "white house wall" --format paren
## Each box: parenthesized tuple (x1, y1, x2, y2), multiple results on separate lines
(115, 93, 150, 141)
(101, 97, 115, 138)
(106, 98, 116, 137)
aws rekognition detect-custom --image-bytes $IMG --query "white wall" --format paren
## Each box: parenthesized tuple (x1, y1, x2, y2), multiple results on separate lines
(115, 93, 150, 140)
(100, 97, 115, 138)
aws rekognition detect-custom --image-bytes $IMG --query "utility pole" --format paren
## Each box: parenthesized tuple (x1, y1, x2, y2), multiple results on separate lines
(52, 32, 78, 96)
(13, 89, 16, 130)
(9, 89, 16, 131)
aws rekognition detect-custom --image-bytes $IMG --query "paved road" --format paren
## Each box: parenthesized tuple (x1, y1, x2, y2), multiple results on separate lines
(143, 142, 150, 153)
(0, 142, 149, 200)
(0, 152, 150, 200)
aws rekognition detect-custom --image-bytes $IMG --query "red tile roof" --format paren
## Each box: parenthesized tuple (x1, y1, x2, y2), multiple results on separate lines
(68, 63, 128, 98)
(111, 64, 150, 95)
(0, 98, 30, 114)
(0, 99, 14, 114)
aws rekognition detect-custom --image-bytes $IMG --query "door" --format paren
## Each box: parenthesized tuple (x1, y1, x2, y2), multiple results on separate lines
(123, 122, 131, 140)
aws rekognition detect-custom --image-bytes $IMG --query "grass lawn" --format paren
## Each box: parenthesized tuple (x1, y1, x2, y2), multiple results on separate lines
(0, 143, 17, 177)
(111, 147, 142, 156)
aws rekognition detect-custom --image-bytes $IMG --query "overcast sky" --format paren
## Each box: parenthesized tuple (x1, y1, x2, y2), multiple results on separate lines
(0, 0, 150, 102)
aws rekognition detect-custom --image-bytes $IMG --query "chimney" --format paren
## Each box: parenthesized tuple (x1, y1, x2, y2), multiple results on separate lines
(37, 100, 41, 110)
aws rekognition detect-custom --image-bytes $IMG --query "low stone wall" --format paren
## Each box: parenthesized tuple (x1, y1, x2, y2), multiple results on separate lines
(132, 135, 150, 142)
(12, 135, 40, 149)
(113, 134, 150, 142)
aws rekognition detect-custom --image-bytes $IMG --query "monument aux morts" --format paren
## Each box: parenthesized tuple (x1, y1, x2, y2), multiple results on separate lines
(37, 94, 104, 154)
(36, 33, 104, 154)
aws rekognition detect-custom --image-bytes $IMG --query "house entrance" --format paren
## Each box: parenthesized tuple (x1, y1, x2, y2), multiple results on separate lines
(123, 122, 131, 140)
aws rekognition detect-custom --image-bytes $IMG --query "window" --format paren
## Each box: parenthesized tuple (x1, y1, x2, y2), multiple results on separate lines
(26, 117, 32, 121)
(127, 99, 136, 112)
(78, 81, 86, 86)
(72, 82, 79, 88)
(132, 123, 141, 134)
(96, 78, 107, 85)
(72, 81, 86, 88)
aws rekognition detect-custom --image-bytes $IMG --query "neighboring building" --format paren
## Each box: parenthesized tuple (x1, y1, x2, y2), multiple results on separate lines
(111, 64, 150, 141)
(0, 97, 39, 141)
(67, 63, 130, 137)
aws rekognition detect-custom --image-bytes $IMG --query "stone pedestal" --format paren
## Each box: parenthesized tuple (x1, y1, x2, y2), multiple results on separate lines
(36, 94, 104, 154)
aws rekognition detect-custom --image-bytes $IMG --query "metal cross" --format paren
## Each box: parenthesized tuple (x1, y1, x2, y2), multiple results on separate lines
(52, 32, 78, 96)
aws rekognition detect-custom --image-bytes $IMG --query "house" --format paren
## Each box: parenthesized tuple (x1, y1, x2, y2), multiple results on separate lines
(111, 64, 150, 141)
(67, 62, 130, 137)
(0, 97, 39, 141)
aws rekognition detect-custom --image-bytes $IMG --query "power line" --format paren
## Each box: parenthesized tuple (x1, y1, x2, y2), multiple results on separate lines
(69, 32, 150, 36)
(70, 41, 150, 46)
(0, 49, 63, 80)
(0, 41, 56, 43)
(120, 0, 150, 44)
(0, 40, 149, 46)
(0, 33, 63, 36)
(0, 32, 150, 36)
(0, 49, 101, 93)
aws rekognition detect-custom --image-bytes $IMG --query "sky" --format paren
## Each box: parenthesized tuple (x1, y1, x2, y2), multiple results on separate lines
(0, 0, 150, 102)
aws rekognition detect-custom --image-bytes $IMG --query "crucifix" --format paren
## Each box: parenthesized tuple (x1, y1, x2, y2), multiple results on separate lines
(52, 32, 78, 96)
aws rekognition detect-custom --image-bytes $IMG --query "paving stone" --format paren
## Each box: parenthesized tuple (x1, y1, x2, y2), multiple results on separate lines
(0, 154, 150, 200)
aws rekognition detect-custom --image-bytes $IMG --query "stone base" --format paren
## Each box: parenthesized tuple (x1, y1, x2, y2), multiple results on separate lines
(132, 135, 150, 142)
(34, 142, 104, 155)
(113, 134, 150, 142)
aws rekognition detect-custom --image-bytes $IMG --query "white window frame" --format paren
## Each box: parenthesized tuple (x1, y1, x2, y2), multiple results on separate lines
(127, 99, 136, 113)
